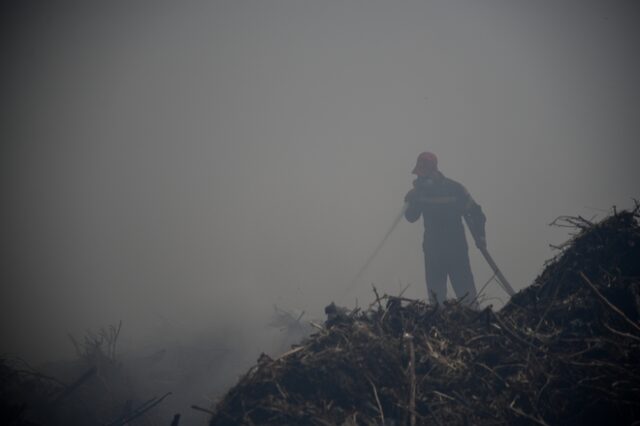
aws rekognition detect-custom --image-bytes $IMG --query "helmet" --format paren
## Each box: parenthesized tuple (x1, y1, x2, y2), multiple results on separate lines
(412, 152, 438, 176)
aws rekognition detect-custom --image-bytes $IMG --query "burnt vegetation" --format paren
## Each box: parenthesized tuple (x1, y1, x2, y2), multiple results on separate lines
(2, 206, 639, 425)
(209, 205, 640, 425)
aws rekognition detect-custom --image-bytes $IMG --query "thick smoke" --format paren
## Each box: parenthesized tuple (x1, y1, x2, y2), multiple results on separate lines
(1, 0, 639, 419)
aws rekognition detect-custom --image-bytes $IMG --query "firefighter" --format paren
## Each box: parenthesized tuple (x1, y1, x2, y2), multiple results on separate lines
(404, 152, 486, 304)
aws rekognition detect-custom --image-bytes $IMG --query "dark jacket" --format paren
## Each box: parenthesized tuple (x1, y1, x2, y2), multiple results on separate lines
(405, 172, 486, 257)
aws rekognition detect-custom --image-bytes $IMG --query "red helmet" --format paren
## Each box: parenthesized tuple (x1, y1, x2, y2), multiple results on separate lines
(412, 152, 438, 176)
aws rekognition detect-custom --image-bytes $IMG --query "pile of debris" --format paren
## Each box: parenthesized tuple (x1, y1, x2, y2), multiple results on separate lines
(209, 206, 640, 426)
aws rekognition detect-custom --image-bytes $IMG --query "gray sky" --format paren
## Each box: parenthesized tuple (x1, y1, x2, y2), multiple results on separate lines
(2, 0, 639, 363)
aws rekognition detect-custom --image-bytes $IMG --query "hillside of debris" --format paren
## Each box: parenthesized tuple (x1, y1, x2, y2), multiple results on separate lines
(209, 206, 640, 426)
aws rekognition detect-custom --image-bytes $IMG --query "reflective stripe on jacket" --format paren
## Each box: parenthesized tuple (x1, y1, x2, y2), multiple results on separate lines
(404, 172, 485, 255)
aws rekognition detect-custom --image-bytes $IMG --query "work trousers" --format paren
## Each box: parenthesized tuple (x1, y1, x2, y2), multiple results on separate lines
(424, 250, 477, 304)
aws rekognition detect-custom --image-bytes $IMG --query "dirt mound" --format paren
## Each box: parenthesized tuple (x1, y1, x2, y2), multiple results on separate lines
(209, 207, 640, 425)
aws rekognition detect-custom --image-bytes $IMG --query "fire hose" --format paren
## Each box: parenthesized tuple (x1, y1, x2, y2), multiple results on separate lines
(347, 203, 516, 298)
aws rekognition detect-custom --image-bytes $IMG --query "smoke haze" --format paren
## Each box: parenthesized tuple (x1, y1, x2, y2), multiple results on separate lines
(2, 0, 639, 373)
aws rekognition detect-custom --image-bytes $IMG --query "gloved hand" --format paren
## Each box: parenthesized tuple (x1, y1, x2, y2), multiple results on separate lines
(475, 235, 487, 250)
(404, 188, 418, 203)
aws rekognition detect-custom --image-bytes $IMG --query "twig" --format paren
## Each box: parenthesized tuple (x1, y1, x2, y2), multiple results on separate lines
(476, 363, 510, 389)
(404, 333, 416, 426)
(106, 392, 172, 426)
(432, 390, 456, 401)
(535, 370, 554, 411)
(508, 401, 550, 426)
(274, 381, 288, 400)
(580, 272, 640, 334)
(398, 282, 411, 298)
(309, 321, 324, 331)
(371, 284, 384, 310)
(472, 272, 498, 305)
(275, 346, 304, 362)
(603, 323, 640, 343)
(367, 377, 384, 425)
(191, 405, 216, 415)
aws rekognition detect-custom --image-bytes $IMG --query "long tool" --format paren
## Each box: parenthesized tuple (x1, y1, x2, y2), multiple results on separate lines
(347, 202, 516, 299)
(478, 246, 516, 297)
(466, 221, 516, 297)
(347, 203, 408, 293)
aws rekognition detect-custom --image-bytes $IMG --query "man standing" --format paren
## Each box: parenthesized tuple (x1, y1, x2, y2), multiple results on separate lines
(404, 152, 486, 304)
